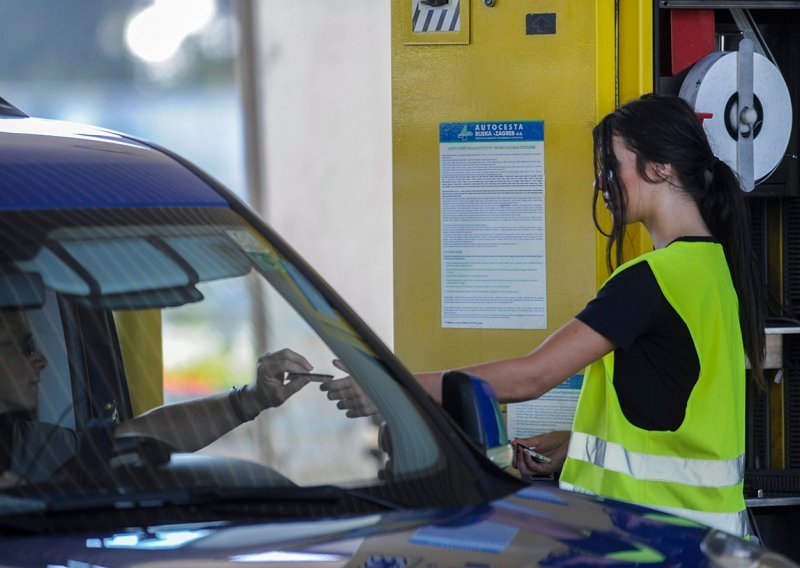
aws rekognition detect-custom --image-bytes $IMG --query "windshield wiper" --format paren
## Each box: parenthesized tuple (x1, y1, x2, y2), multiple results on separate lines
(0, 485, 405, 535)
(196, 485, 405, 512)
(2, 484, 404, 518)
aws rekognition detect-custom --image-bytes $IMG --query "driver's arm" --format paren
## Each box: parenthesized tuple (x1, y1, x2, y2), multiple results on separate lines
(115, 348, 313, 452)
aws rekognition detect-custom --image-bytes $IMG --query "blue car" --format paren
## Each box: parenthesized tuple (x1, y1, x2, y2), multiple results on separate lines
(0, 96, 792, 567)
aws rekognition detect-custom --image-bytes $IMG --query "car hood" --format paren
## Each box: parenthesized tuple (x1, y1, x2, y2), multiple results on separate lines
(0, 484, 712, 566)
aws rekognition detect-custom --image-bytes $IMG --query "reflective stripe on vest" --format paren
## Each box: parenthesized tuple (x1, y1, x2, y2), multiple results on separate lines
(569, 431, 744, 488)
(560, 479, 751, 537)
(561, 452, 746, 515)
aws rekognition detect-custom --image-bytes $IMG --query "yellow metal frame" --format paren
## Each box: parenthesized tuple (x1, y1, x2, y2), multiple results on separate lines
(768, 200, 785, 468)
(115, 310, 164, 416)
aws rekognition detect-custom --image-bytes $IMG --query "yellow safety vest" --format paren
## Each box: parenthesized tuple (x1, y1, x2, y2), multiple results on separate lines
(559, 240, 749, 537)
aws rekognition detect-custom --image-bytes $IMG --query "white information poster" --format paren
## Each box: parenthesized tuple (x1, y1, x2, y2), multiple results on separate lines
(507, 374, 583, 439)
(440, 121, 546, 329)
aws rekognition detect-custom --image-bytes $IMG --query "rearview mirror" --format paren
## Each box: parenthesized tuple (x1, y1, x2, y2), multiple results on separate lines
(0, 271, 45, 308)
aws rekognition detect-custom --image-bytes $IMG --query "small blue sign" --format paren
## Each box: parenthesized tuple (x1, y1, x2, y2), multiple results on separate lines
(440, 121, 543, 143)
(559, 374, 583, 390)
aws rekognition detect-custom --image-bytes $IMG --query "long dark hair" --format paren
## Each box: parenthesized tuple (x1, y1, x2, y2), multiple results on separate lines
(592, 93, 766, 388)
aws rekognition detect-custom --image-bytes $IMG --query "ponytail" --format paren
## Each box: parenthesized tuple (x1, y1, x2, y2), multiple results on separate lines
(699, 158, 766, 389)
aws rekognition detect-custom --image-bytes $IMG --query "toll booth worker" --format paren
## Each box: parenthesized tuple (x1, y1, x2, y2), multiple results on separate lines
(324, 94, 765, 538)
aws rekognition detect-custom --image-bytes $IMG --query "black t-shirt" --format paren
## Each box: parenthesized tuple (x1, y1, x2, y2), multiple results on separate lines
(576, 237, 716, 431)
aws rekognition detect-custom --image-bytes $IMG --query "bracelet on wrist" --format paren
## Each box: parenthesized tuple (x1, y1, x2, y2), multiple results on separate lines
(229, 385, 259, 423)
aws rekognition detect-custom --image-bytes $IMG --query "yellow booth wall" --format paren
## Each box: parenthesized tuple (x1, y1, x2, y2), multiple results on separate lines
(392, 0, 653, 372)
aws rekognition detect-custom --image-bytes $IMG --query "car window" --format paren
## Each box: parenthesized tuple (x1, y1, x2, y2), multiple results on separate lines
(0, 206, 447, 512)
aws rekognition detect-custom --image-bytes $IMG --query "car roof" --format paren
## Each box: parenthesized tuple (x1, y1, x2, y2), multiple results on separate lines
(0, 115, 228, 211)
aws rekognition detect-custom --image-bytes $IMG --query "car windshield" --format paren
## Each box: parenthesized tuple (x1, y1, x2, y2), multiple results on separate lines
(0, 205, 464, 520)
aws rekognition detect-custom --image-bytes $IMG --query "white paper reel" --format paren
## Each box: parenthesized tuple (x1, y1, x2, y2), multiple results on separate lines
(679, 49, 792, 186)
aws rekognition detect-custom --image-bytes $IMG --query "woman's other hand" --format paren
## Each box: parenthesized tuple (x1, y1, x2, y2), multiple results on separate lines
(512, 430, 571, 476)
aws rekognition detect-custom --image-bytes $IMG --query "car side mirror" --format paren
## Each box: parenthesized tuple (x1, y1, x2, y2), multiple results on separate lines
(441, 370, 512, 468)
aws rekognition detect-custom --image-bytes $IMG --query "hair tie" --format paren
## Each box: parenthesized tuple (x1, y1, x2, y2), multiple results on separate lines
(702, 156, 719, 187)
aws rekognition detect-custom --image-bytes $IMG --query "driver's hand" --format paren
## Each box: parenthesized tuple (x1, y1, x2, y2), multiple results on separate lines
(319, 359, 378, 418)
(248, 348, 314, 410)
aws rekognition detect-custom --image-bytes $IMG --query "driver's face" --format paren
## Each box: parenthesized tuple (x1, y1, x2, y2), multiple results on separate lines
(0, 312, 48, 414)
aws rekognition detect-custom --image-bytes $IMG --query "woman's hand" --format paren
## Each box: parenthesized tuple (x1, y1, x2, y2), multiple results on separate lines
(512, 430, 571, 476)
(319, 359, 378, 418)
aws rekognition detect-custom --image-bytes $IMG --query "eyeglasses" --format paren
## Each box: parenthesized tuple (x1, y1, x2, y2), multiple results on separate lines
(0, 334, 38, 359)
